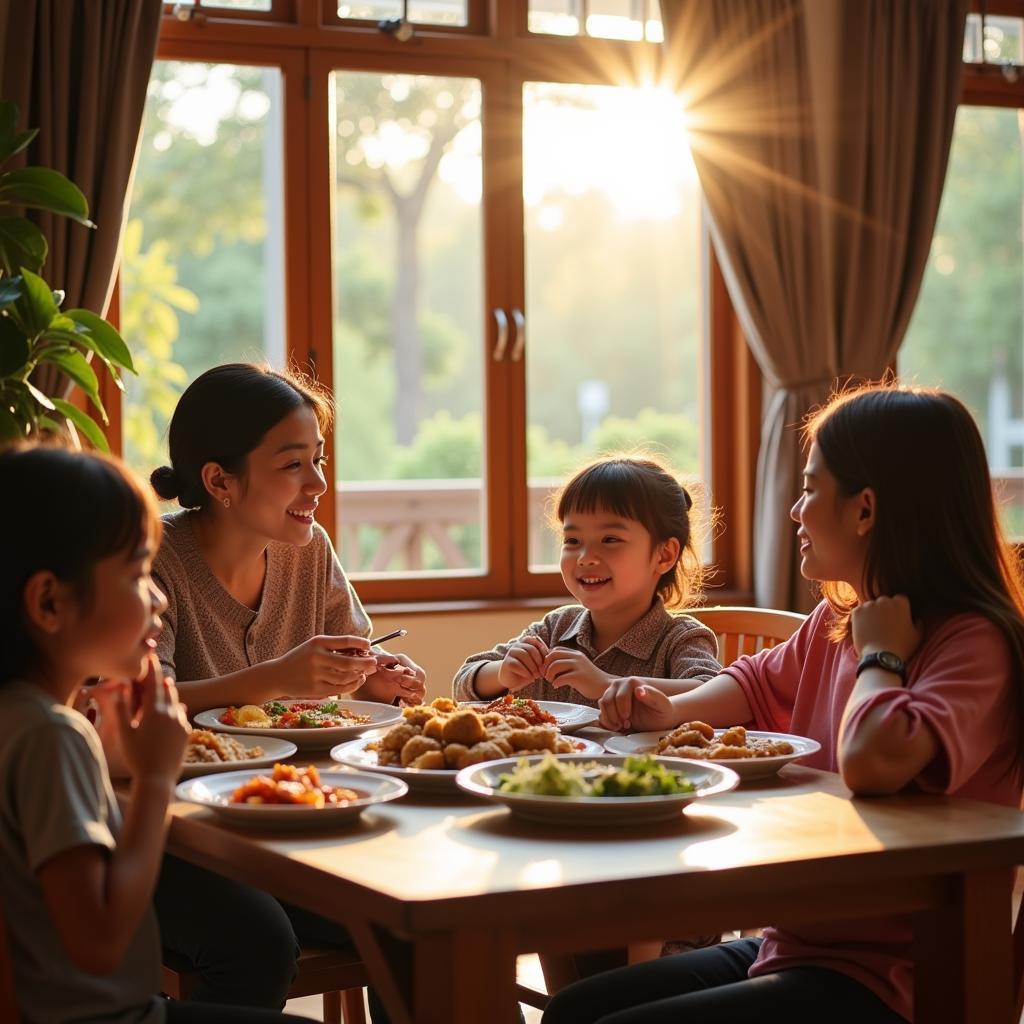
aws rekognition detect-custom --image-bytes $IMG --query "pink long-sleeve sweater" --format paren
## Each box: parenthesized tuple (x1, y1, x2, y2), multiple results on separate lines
(722, 600, 1021, 1021)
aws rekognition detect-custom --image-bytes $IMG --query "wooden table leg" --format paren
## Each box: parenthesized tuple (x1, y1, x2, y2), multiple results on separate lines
(413, 927, 519, 1024)
(914, 868, 1013, 1024)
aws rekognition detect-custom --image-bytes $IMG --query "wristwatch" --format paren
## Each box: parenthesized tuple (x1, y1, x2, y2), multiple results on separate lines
(856, 650, 906, 682)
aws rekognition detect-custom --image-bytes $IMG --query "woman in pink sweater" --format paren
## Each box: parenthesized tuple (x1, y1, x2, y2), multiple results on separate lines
(545, 382, 1024, 1024)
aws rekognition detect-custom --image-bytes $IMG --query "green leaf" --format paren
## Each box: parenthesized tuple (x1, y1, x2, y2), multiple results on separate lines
(0, 102, 36, 165)
(42, 348, 103, 416)
(52, 396, 108, 452)
(37, 413, 63, 435)
(0, 168, 93, 227)
(0, 401, 23, 442)
(0, 275, 23, 307)
(66, 309, 135, 373)
(0, 315, 29, 376)
(0, 217, 47, 275)
(15, 267, 58, 337)
(25, 379, 55, 411)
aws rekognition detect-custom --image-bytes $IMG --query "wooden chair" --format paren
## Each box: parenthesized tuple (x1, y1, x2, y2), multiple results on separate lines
(689, 605, 807, 663)
(161, 943, 368, 1023)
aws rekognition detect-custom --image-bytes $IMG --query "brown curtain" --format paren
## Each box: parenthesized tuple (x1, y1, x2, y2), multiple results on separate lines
(1, 0, 163, 394)
(662, 0, 967, 610)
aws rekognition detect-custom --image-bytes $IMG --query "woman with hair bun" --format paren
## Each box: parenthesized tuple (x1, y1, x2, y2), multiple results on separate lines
(149, 362, 424, 712)
(148, 362, 421, 1020)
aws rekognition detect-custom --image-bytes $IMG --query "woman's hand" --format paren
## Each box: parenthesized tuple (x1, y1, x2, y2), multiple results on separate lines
(543, 647, 612, 700)
(598, 677, 677, 733)
(362, 653, 426, 706)
(851, 595, 922, 663)
(268, 635, 378, 699)
(115, 657, 191, 784)
(497, 635, 549, 693)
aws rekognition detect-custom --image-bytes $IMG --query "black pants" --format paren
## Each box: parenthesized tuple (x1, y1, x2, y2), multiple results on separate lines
(155, 854, 388, 1022)
(542, 938, 907, 1024)
(165, 1002, 315, 1023)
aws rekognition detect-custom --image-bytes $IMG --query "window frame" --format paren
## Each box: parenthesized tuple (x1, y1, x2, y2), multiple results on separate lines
(113, 0, 756, 606)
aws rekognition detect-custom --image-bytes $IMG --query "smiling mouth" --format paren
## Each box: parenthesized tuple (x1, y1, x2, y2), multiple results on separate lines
(578, 576, 610, 587)
(287, 507, 316, 523)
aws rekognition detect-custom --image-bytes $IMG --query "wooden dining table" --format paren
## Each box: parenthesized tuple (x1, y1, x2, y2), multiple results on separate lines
(164, 761, 1024, 1024)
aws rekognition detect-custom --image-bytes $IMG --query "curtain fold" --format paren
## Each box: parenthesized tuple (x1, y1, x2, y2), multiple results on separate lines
(1, 0, 163, 395)
(662, 0, 967, 610)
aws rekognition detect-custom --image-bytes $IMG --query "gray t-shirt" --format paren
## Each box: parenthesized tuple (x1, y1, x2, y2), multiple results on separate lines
(0, 682, 164, 1024)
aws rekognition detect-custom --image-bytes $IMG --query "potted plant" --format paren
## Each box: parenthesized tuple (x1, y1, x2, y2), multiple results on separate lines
(0, 99, 134, 450)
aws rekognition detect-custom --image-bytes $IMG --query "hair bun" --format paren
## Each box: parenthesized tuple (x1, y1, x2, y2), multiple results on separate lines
(150, 465, 180, 501)
(681, 487, 693, 512)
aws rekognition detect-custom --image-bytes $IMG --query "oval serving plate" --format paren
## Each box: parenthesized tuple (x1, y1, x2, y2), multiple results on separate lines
(603, 730, 821, 782)
(192, 699, 404, 749)
(463, 700, 600, 735)
(330, 728, 607, 793)
(179, 736, 298, 780)
(175, 768, 407, 828)
(456, 754, 738, 826)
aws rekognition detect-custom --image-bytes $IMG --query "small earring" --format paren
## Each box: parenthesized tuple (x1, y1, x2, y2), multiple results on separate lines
(222, 498, 230, 509)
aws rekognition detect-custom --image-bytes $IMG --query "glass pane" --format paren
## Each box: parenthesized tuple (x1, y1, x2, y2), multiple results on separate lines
(120, 61, 285, 480)
(529, 0, 662, 41)
(330, 71, 484, 574)
(900, 106, 1024, 536)
(522, 82, 704, 568)
(335, 1, 467, 26)
(964, 13, 1024, 64)
(174, 0, 273, 9)
(528, 0, 580, 36)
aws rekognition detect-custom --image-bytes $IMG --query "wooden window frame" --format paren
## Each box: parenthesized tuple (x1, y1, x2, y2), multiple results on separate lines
(110, 0, 758, 607)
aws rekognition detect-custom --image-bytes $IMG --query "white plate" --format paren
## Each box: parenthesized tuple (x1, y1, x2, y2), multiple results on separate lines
(175, 768, 407, 828)
(192, 700, 405, 749)
(456, 754, 738, 826)
(463, 700, 600, 735)
(330, 728, 608, 793)
(179, 736, 298, 780)
(603, 729, 821, 781)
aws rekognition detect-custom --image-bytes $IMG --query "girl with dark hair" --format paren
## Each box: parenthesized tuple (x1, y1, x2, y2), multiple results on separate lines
(0, 444, 313, 1024)
(147, 363, 422, 1020)
(454, 454, 721, 706)
(553, 383, 1024, 1024)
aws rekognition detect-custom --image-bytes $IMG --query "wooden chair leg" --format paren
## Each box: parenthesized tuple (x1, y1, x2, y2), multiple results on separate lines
(322, 990, 342, 1024)
(341, 988, 367, 1024)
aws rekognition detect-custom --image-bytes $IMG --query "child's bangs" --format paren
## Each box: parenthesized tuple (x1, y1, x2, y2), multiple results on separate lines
(557, 462, 648, 524)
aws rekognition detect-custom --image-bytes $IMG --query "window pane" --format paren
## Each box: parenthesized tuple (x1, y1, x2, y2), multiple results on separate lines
(522, 82, 704, 568)
(335, 1, 467, 26)
(172, 0, 273, 9)
(529, 0, 662, 41)
(330, 72, 484, 574)
(964, 13, 1024, 63)
(121, 61, 285, 479)
(900, 106, 1024, 535)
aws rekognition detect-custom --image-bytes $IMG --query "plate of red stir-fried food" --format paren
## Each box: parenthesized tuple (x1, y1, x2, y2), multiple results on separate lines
(465, 695, 600, 734)
(176, 763, 407, 827)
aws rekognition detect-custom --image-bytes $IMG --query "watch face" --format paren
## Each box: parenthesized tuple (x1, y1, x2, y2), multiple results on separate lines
(877, 651, 904, 671)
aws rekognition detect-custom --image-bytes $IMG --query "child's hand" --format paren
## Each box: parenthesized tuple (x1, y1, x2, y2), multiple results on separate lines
(851, 595, 922, 663)
(599, 677, 677, 733)
(361, 653, 427, 706)
(542, 647, 612, 700)
(115, 656, 190, 784)
(270, 635, 378, 698)
(497, 636, 549, 692)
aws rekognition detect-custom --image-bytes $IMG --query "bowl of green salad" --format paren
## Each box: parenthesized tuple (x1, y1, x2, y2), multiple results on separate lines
(455, 752, 739, 825)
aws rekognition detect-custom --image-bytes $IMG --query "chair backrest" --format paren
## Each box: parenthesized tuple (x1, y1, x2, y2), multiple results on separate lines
(689, 606, 806, 665)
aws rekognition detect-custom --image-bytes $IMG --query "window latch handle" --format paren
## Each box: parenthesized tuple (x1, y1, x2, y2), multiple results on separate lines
(510, 308, 526, 361)
(492, 308, 509, 360)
